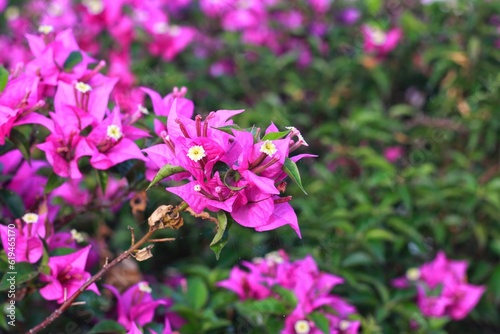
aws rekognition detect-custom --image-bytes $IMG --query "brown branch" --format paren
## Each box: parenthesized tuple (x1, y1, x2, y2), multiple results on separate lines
(27, 227, 157, 334)
(27, 203, 187, 334)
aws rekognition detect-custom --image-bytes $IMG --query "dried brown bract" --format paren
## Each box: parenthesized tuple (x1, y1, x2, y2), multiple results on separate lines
(148, 205, 184, 230)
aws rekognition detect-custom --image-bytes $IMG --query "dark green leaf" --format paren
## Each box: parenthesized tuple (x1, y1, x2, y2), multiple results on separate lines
(88, 320, 126, 334)
(146, 164, 186, 190)
(96, 169, 108, 194)
(211, 124, 241, 135)
(282, 157, 307, 194)
(261, 129, 291, 141)
(0, 65, 8, 92)
(222, 169, 247, 191)
(309, 312, 329, 334)
(8, 128, 31, 163)
(0, 189, 25, 218)
(63, 51, 83, 71)
(44, 172, 66, 195)
(0, 262, 38, 291)
(210, 211, 232, 259)
(187, 277, 208, 310)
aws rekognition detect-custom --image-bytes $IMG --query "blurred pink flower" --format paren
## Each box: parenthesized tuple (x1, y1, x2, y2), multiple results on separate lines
(384, 146, 403, 163)
(361, 25, 402, 58)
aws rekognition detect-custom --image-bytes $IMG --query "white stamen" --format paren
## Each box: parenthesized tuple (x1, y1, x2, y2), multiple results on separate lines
(71, 229, 84, 243)
(75, 82, 92, 94)
(260, 140, 278, 157)
(372, 29, 387, 45)
(83, 0, 104, 15)
(22, 213, 39, 224)
(339, 320, 350, 331)
(38, 25, 54, 35)
(265, 251, 284, 264)
(187, 145, 206, 162)
(138, 282, 152, 293)
(406, 268, 421, 281)
(294, 320, 310, 334)
(107, 124, 122, 140)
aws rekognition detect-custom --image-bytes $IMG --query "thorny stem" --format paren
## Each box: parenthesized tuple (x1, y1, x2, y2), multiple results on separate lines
(27, 203, 187, 334)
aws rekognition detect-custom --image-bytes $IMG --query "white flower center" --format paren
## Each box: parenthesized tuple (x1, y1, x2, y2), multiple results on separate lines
(406, 268, 421, 281)
(38, 25, 54, 34)
(71, 229, 84, 243)
(194, 184, 201, 192)
(83, 0, 104, 15)
(138, 282, 152, 293)
(265, 251, 284, 264)
(260, 140, 277, 157)
(187, 145, 206, 162)
(75, 82, 92, 94)
(339, 320, 350, 331)
(107, 125, 122, 140)
(294, 320, 310, 334)
(372, 29, 387, 45)
(22, 213, 39, 224)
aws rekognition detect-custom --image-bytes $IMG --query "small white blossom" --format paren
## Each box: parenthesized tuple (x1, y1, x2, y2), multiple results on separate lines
(187, 146, 206, 162)
(22, 213, 39, 224)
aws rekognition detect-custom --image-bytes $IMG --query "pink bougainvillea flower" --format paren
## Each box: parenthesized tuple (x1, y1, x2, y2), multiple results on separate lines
(361, 25, 402, 58)
(105, 281, 169, 331)
(85, 106, 148, 170)
(0, 150, 47, 211)
(39, 245, 99, 304)
(393, 251, 485, 320)
(0, 212, 48, 263)
(384, 146, 403, 163)
(219, 250, 359, 334)
(37, 106, 94, 179)
(53, 74, 118, 122)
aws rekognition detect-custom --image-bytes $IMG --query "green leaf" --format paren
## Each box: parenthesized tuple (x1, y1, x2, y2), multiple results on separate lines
(186, 277, 209, 310)
(0, 66, 8, 93)
(236, 298, 287, 315)
(272, 285, 297, 307)
(222, 169, 247, 191)
(37, 239, 51, 275)
(309, 312, 329, 334)
(366, 0, 383, 15)
(63, 51, 83, 71)
(261, 129, 291, 141)
(88, 320, 126, 334)
(365, 229, 396, 242)
(8, 129, 31, 162)
(0, 262, 39, 291)
(96, 169, 108, 194)
(488, 265, 500, 303)
(211, 124, 241, 135)
(210, 212, 232, 260)
(282, 157, 307, 194)
(44, 172, 66, 195)
(146, 164, 186, 190)
(0, 189, 25, 218)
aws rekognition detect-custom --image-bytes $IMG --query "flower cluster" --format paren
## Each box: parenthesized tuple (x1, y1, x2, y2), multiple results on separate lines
(218, 250, 360, 334)
(393, 251, 485, 320)
(144, 93, 312, 236)
(198, 0, 361, 68)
